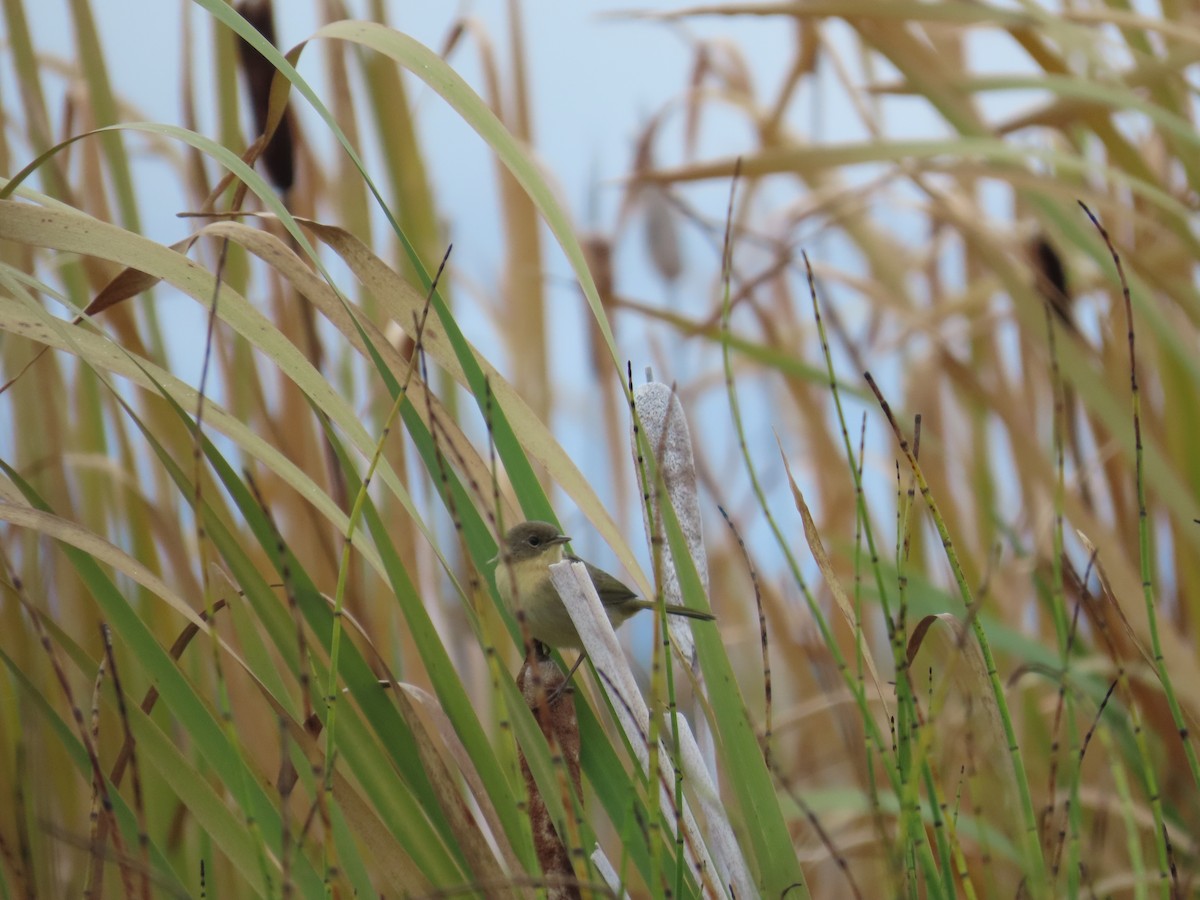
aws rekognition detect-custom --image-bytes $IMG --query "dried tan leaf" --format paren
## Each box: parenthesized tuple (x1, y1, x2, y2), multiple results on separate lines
(776, 437, 888, 712)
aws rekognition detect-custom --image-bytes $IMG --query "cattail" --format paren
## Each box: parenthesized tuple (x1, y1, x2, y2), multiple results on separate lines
(235, 0, 295, 192)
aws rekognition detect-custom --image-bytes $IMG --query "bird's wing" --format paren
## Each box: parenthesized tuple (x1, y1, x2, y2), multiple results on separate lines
(567, 554, 639, 606)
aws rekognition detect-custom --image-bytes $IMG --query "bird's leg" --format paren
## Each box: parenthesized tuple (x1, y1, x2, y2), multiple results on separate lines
(548, 651, 588, 703)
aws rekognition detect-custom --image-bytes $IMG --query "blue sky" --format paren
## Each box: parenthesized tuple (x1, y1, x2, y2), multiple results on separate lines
(3, 1, 1047, 580)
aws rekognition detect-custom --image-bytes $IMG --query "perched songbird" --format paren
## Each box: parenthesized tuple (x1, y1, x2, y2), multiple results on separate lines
(493, 520, 715, 649)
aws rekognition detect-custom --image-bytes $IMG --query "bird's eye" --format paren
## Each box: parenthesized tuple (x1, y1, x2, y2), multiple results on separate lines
(527, 535, 541, 547)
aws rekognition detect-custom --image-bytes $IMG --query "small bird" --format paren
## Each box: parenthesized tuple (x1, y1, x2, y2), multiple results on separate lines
(493, 520, 715, 650)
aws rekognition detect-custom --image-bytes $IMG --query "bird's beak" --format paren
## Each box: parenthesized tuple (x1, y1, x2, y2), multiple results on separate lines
(551, 534, 570, 546)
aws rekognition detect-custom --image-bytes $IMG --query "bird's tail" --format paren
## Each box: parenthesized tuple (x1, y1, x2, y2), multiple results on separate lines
(632, 600, 715, 621)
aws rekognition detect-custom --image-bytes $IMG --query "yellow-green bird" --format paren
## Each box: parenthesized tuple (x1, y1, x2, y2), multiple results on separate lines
(493, 520, 715, 649)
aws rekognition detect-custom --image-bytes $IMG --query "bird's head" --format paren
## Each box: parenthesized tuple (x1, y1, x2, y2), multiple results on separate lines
(495, 520, 570, 565)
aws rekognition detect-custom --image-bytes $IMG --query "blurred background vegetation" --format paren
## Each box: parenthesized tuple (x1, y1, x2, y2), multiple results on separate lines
(2, 0, 1200, 897)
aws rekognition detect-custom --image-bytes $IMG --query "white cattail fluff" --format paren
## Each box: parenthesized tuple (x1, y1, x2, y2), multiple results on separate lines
(632, 379, 719, 778)
(631, 380, 709, 664)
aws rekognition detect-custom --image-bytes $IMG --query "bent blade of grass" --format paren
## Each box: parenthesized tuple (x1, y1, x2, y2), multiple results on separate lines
(296, 21, 662, 580)
(154, 434, 477, 888)
(355, 493, 535, 868)
(0, 467, 326, 896)
(326, 467, 515, 894)
(0, 646, 192, 898)
(0, 500, 234, 665)
(777, 441, 888, 711)
(0, 284, 383, 584)
(0, 198, 423, 547)
(305, 343, 612, 884)
(302, 20, 616, 361)
(184, 3, 561, 548)
(189, 12, 660, 691)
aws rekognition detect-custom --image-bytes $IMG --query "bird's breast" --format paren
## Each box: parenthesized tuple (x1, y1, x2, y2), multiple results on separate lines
(495, 556, 584, 648)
